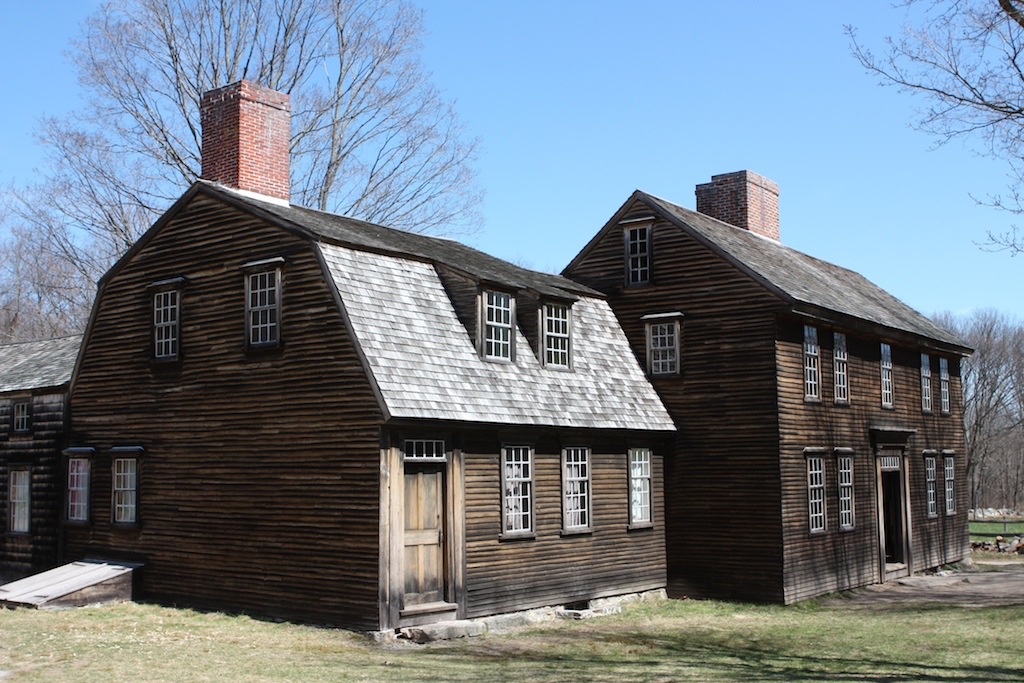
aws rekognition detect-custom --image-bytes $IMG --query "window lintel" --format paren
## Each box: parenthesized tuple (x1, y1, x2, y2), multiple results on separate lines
(803, 447, 828, 455)
(240, 256, 286, 270)
(833, 447, 856, 456)
(641, 311, 684, 321)
(110, 446, 145, 455)
(63, 447, 96, 457)
(618, 216, 655, 226)
(146, 276, 188, 290)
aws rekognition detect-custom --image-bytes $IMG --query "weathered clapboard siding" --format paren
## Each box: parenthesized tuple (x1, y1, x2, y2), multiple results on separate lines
(66, 195, 386, 629)
(0, 393, 66, 582)
(461, 430, 666, 618)
(565, 198, 789, 602)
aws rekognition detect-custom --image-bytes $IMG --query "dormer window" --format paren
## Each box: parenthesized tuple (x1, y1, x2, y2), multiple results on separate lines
(542, 303, 571, 369)
(483, 290, 513, 361)
(623, 219, 653, 286)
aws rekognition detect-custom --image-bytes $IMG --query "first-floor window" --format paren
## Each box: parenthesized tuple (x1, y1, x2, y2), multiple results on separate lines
(944, 455, 956, 515)
(113, 458, 138, 524)
(807, 456, 826, 533)
(502, 446, 533, 534)
(925, 455, 938, 518)
(8, 468, 30, 533)
(628, 448, 652, 525)
(562, 448, 591, 531)
(837, 454, 854, 530)
(67, 458, 91, 522)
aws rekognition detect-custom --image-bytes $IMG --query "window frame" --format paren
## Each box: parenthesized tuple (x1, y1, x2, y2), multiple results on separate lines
(542, 302, 571, 369)
(944, 453, 956, 516)
(561, 447, 591, 533)
(8, 467, 30, 534)
(111, 448, 143, 526)
(12, 400, 31, 433)
(806, 451, 826, 534)
(66, 457, 92, 523)
(939, 357, 951, 414)
(152, 288, 181, 360)
(500, 445, 534, 538)
(628, 448, 653, 528)
(244, 265, 282, 348)
(924, 453, 938, 518)
(482, 290, 514, 362)
(403, 439, 447, 462)
(836, 449, 855, 531)
(803, 325, 820, 401)
(920, 353, 932, 413)
(623, 219, 653, 286)
(880, 342, 894, 409)
(644, 314, 682, 376)
(833, 332, 849, 404)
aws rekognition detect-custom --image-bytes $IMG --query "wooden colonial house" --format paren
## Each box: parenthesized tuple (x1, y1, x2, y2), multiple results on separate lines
(0, 335, 82, 582)
(564, 171, 972, 603)
(61, 82, 675, 630)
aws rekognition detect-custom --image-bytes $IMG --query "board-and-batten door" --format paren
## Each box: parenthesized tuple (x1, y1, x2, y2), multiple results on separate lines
(402, 462, 446, 607)
(876, 448, 911, 582)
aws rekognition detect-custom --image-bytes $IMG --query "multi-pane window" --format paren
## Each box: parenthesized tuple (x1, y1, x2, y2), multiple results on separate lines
(880, 343, 894, 408)
(921, 353, 932, 412)
(543, 303, 570, 368)
(944, 455, 956, 515)
(939, 358, 950, 413)
(625, 224, 651, 285)
(153, 290, 180, 359)
(562, 448, 591, 531)
(647, 320, 679, 375)
(833, 332, 848, 403)
(67, 458, 90, 522)
(247, 270, 280, 346)
(12, 401, 31, 433)
(837, 454, 854, 530)
(403, 439, 446, 461)
(925, 455, 938, 518)
(8, 469, 29, 533)
(803, 325, 819, 400)
(484, 291, 512, 361)
(502, 446, 533, 535)
(628, 448, 652, 525)
(807, 456, 826, 533)
(113, 458, 138, 524)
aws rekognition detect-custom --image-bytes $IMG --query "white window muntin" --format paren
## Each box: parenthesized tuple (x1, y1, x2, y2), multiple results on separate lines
(562, 447, 591, 531)
(880, 343, 894, 408)
(880, 455, 901, 471)
(403, 439, 447, 462)
(803, 325, 819, 400)
(67, 458, 91, 522)
(501, 446, 533, 535)
(625, 223, 651, 285)
(153, 289, 180, 359)
(8, 468, 30, 533)
(939, 358, 950, 413)
(543, 303, 571, 369)
(646, 318, 679, 376)
(807, 456, 826, 533)
(921, 353, 932, 413)
(12, 401, 30, 433)
(944, 455, 956, 515)
(628, 448, 652, 526)
(246, 269, 280, 346)
(924, 455, 938, 518)
(833, 332, 848, 404)
(484, 290, 513, 361)
(837, 454, 854, 530)
(113, 458, 138, 524)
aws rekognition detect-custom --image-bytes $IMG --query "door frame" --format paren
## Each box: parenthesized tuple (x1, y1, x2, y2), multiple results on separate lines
(874, 447, 912, 583)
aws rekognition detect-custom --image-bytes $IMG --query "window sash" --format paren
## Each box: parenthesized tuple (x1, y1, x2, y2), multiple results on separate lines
(12, 402, 30, 432)
(502, 446, 533, 534)
(944, 456, 956, 515)
(880, 343, 894, 408)
(247, 270, 280, 346)
(403, 439, 446, 462)
(648, 321, 678, 375)
(939, 358, 950, 413)
(113, 458, 138, 524)
(67, 458, 90, 522)
(625, 225, 650, 285)
(837, 455, 854, 530)
(484, 291, 512, 360)
(543, 303, 570, 368)
(807, 457, 826, 533)
(562, 448, 591, 530)
(925, 456, 938, 518)
(629, 448, 652, 525)
(153, 290, 180, 358)
(921, 353, 932, 412)
(803, 326, 819, 400)
(833, 332, 848, 403)
(8, 469, 29, 533)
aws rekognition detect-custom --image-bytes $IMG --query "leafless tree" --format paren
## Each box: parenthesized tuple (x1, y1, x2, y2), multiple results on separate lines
(848, 0, 1024, 253)
(2, 0, 480, 339)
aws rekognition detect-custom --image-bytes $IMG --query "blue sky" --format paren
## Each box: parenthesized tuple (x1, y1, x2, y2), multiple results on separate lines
(1, 1, 1020, 320)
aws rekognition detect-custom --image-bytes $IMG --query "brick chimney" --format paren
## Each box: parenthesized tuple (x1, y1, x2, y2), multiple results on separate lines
(200, 80, 291, 203)
(695, 170, 780, 241)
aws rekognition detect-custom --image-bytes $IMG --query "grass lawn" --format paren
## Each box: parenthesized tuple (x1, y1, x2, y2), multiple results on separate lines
(2, 588, 1023, 682)
(970, 520, 1024, 542)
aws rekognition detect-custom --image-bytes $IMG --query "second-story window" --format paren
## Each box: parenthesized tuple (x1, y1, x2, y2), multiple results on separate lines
(625, 224, 651, 285)
(543, 303, 570, 368)
(880, 343, 894, 408)
(921, 353, 932, 413)
(939, 357, 951, 414)
(12, 401, 31, 433)
(247, 269, 280, 347)
(646, 319, 680, 376)
(484, 291, 513, 361)
(833, 332, 849, 404)
(803, 325, 819, 400)
(153, 290, 180, 359)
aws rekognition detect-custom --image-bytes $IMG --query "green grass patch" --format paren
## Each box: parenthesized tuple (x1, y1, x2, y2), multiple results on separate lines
(1, 596, 1023, 681)
(970, 520, 1024, 541)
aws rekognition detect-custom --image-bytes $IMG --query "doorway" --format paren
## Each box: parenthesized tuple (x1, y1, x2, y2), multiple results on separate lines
(402, 462, 447, 608)
(876, 450, 910, 580)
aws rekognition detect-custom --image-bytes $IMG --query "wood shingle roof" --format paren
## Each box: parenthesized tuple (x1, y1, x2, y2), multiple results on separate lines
(0, 335, 82, 394)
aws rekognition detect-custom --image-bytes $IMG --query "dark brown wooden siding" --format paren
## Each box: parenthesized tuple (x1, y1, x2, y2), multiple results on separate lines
(461, 429, 666, 618)
(565, 200, 788, 603)
(0, 392, 66, 581)
(66, 194, 385, 629)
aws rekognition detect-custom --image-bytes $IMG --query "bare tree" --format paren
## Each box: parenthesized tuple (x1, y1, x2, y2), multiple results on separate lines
(848, 0, 1024, 253)
(2, 0, 480, 339)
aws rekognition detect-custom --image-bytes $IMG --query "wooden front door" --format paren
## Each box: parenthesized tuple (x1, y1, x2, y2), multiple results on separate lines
(403, 463, 446, 607)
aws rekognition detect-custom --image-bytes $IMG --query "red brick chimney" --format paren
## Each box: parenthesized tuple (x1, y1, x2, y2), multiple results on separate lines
(200, 80, 291, 202)
(695, 170, 780, 241)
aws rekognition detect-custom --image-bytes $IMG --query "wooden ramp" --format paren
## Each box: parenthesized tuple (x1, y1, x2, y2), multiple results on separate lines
(0, 561, 136, 609)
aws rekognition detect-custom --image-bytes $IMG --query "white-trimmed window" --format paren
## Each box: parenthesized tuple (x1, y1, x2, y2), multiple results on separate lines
(153, 289, 180, 359)
(8, 468, 29, 533)
(924, 454, 938, 518)
(403, 439, 446, 461)
(247, 269, 280, 346)
(939, 358, 950, 414)
(880, 343, 894, 408)
(113, 458, 138, 524)
(837, 452, 854, 530)
(12, 401, 31, 433)
(646, 319, 680, 376)
(501, 446, 533, 535)
(944, 455, 956, 515)
(483, 291, 513, 361)
(807, 455, 826, 533)
(833, 332, 848, 404)
(625, 224, 651, 285)
(921, 353, 932, 413)
(803, 325, 820, 400)
(543, 303, 571, 368)
(628, 448, 652, 526)
(562, 447, 591, 531)
(67, 458, 91, 522)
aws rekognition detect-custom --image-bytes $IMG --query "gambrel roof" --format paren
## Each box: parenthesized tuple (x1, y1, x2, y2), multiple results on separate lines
(0, 335, 82, 394)
(568, 190, 970, 354)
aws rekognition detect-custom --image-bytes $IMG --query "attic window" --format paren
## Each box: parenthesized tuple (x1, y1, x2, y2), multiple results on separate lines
(483, 290, 513, 361)
(247, 269, 281, 347)
(623, 219, 653, 286)
(153, 289, 180, 360)
(543, 303, 571, 369)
